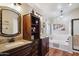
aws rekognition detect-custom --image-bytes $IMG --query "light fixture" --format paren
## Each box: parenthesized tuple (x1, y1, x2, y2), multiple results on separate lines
(60, 9, 63, 18)
(11, 3, 22, 12)
(69, 3, 72, 6)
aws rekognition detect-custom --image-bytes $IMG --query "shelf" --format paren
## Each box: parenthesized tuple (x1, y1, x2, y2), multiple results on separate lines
(31, 15, 39, 25)
(31, 21, 39, 25)
(32, 32, 38, 34)
(31, 32, 39, 35)
(31, 29, 39, 33)
(31, 24, 39, 26)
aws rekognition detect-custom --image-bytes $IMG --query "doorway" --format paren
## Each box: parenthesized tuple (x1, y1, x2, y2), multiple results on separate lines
(72, 19, 79, 51)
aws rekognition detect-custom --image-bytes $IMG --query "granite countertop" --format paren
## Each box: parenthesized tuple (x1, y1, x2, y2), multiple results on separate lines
(0, 39, 32, 52)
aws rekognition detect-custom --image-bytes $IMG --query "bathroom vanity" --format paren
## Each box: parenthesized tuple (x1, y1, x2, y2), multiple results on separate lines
(0, 40, 32, 56)
(0, 37, 49, 56)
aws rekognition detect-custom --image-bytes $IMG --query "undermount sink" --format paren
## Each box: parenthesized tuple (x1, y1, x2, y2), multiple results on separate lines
(5, 41, 25, 48)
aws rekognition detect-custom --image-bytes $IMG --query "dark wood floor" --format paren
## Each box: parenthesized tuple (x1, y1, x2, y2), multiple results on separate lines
(46, 48, 79, 56)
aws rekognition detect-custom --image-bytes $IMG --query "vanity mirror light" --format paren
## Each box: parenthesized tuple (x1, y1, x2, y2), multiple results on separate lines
(0, 6, 21, 37)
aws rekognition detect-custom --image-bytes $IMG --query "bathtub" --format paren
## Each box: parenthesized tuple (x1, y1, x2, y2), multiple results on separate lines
(49, 33, 70, 46)
(49, 33, 72, 52)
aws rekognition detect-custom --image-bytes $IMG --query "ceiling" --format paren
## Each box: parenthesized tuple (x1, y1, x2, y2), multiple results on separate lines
(0, 3, 78, 19)
(30, 3, 79, 18)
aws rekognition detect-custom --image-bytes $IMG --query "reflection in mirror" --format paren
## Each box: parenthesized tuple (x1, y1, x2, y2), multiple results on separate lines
(72, 19, 79, 51)
(2, 9, 19, 34)
(0, 6, 21, 37)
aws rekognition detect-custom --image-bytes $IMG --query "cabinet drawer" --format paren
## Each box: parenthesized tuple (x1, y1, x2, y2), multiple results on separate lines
(3, 43, 32, 56)
(11, 46, 32, 56)
(41, 37, 49, 56)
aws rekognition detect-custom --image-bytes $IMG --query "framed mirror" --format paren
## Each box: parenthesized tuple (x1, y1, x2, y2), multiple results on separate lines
(72, 19, 79, 51)
(0, 6, 21, 37)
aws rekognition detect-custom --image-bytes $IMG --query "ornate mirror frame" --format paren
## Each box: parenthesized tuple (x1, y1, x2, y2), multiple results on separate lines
(0, 6, 21, 37)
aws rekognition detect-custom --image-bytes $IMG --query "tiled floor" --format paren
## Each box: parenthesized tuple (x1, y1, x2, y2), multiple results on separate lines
(47, 48, 79, 56)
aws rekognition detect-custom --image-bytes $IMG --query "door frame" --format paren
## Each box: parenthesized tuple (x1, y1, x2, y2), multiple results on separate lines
(71, 18, 79, 51)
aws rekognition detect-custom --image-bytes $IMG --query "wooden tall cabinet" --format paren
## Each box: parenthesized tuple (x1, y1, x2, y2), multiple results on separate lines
(23, 13, 40, 41)
(23, 13, 40, 55)
(23, 13, 49, 56)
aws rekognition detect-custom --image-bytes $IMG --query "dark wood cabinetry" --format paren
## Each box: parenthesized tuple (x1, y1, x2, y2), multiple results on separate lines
(2, 37, 49, 56)
(3, 43, 32, 56)
(23, 13, 49, 56)
(31, 39, 39, 56)
(23, 13, 41, 56)
(23, 14, 31, 40)
(23, 13, 40, 41)
(41, 37, 49, 56)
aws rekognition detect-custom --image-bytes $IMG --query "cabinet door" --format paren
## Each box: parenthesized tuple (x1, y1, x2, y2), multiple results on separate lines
(41, 37, 49, 56)
(31, 40, 39, 56)
(23, 14, 31, 40)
